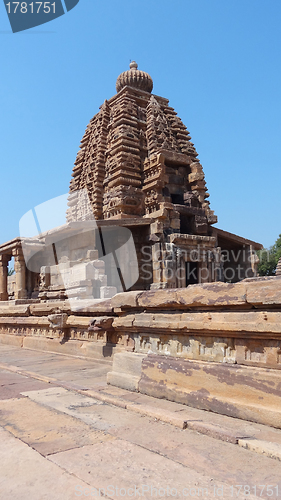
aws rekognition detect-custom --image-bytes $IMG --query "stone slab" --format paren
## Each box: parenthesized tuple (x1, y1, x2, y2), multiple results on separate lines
(21, 386, 113, 430)
(111, 291, 142, 309)
(49, 439, 247, 500)
(0, 426, 94, 500)
(137, 282, 248, 309)
(115, 310, 281, 335)
(0, 397, 113, 456)
(246, 279, 281, 305)
(103, 411, 281, 489)
(29, 301, 72, 316)
(0, 305, 30, 317)
(0, 369, 53, 400)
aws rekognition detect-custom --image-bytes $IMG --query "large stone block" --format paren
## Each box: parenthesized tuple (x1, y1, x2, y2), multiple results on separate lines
(138, 289, 178, 308)
(69, 298, 113, 314)
(113, 310, 281, 336)
(177, 282, 247, 307)
(0, 305, 30, 317)
(0, 316, 49, 327)
(111, 291, 142, 309)
(30, 302, 71, 316)
(107, 351, 145, 391)
(137, 282, 247, 309)
(138, 354, 281, 428)
(246, 278, 281, 305)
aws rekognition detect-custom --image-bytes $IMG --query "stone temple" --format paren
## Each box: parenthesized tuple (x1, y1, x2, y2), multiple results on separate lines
(65, 61, 261, 295)
(0, 62, 262, 302)
(0, 63, 280, 429)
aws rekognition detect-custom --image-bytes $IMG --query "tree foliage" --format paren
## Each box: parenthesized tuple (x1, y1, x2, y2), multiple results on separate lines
(257, 234, 281, 276)
(8, 268, 15, 276)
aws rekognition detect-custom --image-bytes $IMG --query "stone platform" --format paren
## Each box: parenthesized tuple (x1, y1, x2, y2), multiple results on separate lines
(0, 277, 280, 428)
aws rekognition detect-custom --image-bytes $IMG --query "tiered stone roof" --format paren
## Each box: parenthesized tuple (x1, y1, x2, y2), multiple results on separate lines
(68, 62, 216, 226)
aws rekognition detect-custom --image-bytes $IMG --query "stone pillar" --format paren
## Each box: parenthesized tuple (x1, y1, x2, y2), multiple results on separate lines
(0, 254, 9, 301)
(151, 242, 162, 289)
(276, 257, 281, 277)
(13, 249, 27, 300)
(198, 261, 209, 284)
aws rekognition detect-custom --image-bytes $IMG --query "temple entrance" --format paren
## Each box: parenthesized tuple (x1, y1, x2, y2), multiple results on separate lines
(186, 261, 198, 285)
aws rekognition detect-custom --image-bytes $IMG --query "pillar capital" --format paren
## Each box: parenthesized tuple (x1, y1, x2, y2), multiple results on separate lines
(12, 247, 24, 260)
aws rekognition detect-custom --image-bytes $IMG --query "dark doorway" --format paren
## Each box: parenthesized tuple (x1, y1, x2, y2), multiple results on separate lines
(171, 193, 184, 205)
(186, 261, 198, 285)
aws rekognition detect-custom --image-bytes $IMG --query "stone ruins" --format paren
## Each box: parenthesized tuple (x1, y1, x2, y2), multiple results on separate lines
(0, 63, 280, 428)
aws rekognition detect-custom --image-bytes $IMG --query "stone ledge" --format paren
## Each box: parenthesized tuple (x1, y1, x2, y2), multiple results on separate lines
(238, 439, 281, 461)
(110, 279, 281, 311)
(113, 310, 281, 335)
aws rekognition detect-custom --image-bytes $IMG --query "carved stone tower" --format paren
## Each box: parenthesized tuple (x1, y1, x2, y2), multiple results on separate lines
(67, 62, 259, 290)
(68, 62, 216, 227)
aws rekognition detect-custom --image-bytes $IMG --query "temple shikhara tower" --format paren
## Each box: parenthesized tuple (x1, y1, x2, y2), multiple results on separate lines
(66, 61, 260, 291)
(69, 61, 215, 224)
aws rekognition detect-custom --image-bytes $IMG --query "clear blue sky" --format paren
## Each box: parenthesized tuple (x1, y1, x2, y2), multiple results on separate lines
(1, 0, 280, 248)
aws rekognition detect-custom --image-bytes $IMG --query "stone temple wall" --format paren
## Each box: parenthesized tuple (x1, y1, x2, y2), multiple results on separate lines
(0, 276, 280, 428)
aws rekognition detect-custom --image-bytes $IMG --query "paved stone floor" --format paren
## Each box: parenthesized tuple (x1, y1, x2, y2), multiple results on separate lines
(0, 344, 281, 500)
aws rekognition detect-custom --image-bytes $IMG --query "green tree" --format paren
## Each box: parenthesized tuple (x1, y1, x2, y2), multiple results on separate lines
(257, 234, 281, 276)
(8, 268, 15, 276)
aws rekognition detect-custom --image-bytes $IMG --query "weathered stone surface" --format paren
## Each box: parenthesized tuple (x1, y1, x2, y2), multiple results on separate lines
(71, 298, 113, 313)
(111, 291, 142, 309)
(113, 315, 135, 329)
(138, 355, 281, 428)
(107, 352, 145, 391)
(137, 282, 248, 309)
(0, 316, 49, 326)
(30, 302, 71, 316)
(0, 397, 113, 455)
(0, 305, 30, 317)
(66, 315, 92, 328)
(0, 369, 53, 399)
(48, 313, 68, 329)
(21, 337, 116, 360)
(246, 279, 281, 305)
(0, 426, 92, 500)
(0, 333, 23, 347)
(88, 316, 114, 331)
(178, 282, 248, 307)
(113, 310, 281, 335)
(49, 439, 229, 499)
(238, 438, 281, 461)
